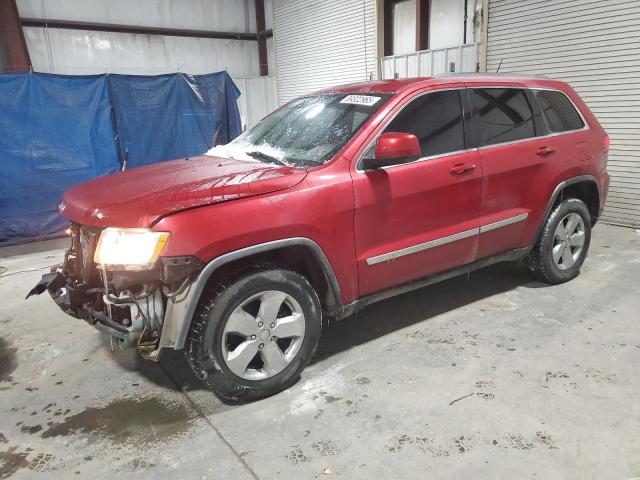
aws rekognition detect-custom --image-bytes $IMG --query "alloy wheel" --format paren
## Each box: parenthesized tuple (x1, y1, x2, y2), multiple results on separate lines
(221, 290, 306, 380)
(552, 212, 586, 271)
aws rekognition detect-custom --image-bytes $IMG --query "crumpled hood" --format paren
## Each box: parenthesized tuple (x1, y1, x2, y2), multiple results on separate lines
(61, 155, 307, 228)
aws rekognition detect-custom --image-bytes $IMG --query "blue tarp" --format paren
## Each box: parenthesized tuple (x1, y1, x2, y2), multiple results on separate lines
(0, 71, 241, 244)
(109, 72, 241, 168)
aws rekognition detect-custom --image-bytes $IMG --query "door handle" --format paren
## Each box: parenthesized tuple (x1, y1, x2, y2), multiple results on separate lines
(450, 163, 476, 175)
(536, 146, 556, 157)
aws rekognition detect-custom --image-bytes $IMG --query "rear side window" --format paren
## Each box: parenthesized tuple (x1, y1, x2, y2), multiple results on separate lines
(535, 90, 585, 133)
(384, 90, 465, 157)
(470, 88, 535, 146)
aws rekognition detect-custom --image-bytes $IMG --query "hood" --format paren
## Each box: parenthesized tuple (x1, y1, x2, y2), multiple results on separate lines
(61, 155, 307, 228)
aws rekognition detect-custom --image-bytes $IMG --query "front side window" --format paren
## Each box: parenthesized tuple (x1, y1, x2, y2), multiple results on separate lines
(383, 90, 465, 158)
(207, 93, 391, 167)
(535, 90, 585, 133)
(471, 88, 535, 146)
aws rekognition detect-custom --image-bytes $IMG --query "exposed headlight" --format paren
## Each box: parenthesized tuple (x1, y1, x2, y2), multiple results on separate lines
(94, 228, 169, 271)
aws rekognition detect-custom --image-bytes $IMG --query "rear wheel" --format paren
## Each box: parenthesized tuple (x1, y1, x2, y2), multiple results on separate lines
(186, 268, 322, 403)
(527, 198, 591, 284)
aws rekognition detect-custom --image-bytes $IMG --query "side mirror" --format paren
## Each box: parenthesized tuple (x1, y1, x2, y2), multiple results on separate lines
(361, 132, 421, 171)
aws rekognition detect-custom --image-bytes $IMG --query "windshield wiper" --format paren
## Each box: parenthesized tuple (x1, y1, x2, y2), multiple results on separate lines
(246, 151, 288, 166)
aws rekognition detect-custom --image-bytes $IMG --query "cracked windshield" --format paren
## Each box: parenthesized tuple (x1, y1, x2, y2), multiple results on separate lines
(207, 93, 391, 167)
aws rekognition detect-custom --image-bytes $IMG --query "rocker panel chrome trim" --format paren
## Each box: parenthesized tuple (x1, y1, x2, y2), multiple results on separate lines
(366, 228, 479, 265)
(366, 213, 531, 266)
(479, 213, 529, 233)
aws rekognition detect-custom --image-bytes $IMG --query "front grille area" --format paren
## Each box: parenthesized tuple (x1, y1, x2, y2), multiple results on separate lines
(66, 224, 102, 286)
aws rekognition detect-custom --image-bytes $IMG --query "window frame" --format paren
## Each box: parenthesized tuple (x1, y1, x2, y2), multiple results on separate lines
(382, 88, 467, 158)
(356, 87, 475, 172)
(468, 87, 539, 148)
(355, 85, 591, 173)
(466, 86, 590, 150)
(531, 88, 587, 135)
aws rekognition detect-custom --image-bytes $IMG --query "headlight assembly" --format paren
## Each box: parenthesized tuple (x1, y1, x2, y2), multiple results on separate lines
(94, 228, 169, 271)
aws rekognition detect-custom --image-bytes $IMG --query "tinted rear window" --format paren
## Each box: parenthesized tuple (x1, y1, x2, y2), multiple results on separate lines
(470, 88, 535, 146)
(535, 90, 585, 133)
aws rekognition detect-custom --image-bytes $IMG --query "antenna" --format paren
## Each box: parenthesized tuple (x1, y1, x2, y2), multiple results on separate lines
(121, 147, 128, 171)
(496, 58, 503, 73)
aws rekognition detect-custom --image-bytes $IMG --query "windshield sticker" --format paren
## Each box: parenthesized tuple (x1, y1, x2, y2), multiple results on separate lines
(340, 95, 381, 106)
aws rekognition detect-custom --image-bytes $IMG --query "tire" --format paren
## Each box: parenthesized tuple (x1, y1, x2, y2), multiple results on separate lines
(527, 198, 592, 284)
(186, 268, 322, 403)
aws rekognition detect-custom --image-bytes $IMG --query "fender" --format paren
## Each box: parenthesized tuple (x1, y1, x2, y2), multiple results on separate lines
(160, 237, 343, 351)
(534, 174, 600, 241)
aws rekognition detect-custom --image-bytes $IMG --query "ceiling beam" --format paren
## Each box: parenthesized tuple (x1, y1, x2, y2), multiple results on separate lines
(21, 18, 273, 42)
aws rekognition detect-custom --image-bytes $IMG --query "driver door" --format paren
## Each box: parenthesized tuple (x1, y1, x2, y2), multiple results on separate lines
(351, 87, 483, 296)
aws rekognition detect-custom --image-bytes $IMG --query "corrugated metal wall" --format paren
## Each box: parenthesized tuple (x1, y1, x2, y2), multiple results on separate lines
(272, 0, 377, 105)
(486, 0, 640, 227)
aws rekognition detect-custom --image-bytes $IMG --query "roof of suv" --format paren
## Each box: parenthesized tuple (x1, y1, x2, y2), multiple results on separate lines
(315, 73, 567, 96)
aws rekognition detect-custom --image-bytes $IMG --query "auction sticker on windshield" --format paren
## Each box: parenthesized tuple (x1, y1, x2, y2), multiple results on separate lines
(340, 95, 381, 106)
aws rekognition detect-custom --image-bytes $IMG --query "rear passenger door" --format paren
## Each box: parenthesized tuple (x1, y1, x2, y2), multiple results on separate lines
(469, 87, 556, 259)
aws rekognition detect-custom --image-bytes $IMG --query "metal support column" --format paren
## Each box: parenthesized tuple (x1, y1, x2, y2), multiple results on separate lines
(255, 0, 268, 76)
(0, 0, 31, 72)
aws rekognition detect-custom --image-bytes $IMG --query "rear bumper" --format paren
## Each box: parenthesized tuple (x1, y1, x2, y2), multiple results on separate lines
(601, 171, 610, 210)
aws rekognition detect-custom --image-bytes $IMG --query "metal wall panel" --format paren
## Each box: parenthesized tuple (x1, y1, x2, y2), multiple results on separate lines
(18, 0, 261, 34)
(233, 76, 278, 129)
(22, 27, 260, 76)
(16, 0, 278, 133)
(487, 0, 640, 227)
(272, 0, 377, 104)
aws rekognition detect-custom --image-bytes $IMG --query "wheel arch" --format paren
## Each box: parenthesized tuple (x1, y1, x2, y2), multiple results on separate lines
(535, 174, 601, 241)
(170, 238, 343, 350)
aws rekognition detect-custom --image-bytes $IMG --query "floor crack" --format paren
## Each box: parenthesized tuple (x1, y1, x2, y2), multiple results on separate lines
(159, 363, 259, 480)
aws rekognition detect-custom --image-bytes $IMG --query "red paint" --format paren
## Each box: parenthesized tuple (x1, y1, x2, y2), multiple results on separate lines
(352, 149, 483, 295)
(375, 132, 421, 159)
(62, 155, 307, 228)
(60, 76, 610, 305)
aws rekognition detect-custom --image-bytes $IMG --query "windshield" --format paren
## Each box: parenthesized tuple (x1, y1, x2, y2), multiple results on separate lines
(206, 93, 391, 167)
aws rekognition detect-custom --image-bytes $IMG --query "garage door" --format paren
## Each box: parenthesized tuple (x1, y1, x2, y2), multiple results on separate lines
(486, 0, 640, 227)
(272, 0, 377, 105)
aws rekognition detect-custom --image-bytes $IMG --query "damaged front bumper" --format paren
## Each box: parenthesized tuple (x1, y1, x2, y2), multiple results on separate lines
(27, 226, 204, 360)
(26, 271, 130, 339)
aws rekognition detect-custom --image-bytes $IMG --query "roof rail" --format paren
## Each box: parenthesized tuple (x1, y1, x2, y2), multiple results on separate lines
(434, 72, 550, 79)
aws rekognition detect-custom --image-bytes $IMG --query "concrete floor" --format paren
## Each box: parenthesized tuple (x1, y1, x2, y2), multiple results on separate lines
(0, 224, 639, 479)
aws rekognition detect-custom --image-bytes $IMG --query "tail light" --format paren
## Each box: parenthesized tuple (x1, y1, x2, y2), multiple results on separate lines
(603, 134, 610, 153)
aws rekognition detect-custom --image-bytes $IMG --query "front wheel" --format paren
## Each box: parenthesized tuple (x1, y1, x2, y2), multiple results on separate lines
(527, 198, 592, 284)
(186, 268, 322, 403)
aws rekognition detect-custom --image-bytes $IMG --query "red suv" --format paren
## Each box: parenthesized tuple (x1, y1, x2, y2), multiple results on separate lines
(29, 75, 610, 402)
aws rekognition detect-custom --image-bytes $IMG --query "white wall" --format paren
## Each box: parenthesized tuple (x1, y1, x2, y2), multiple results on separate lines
(17, 0, 277, 127)
(392, 0, 416, 55)
(429, 0, 465, 50)
(429, 0, 482, 50)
